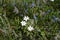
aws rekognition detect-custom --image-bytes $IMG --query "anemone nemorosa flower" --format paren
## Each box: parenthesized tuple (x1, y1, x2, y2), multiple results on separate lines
(21, 21, 27, 26)
(23, 16, 29, 21)
(28, 26, 34, 31)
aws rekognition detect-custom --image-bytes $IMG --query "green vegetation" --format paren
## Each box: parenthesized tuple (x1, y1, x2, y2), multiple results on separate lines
(0, 0, 60, 40)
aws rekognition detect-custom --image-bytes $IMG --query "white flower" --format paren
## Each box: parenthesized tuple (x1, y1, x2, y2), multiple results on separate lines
(28, 26, 34, 31)
(21, 21, 27, 26)
(50, 0, 54, 1)
(23, 16, 29, 21)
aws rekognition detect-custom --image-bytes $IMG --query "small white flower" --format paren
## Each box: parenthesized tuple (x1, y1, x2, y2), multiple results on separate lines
(23, 16, 29, 21)
(50, 0, 54, 1)
(28, 26, 34, 31)
(21, 21, 26, 26)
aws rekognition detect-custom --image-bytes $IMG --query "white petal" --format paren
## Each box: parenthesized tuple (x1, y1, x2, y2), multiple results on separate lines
(23, 16, 29, 21)
(28, 26, 34, 31)
(21, 21, 27, 26)
(50, 0, 54, 1)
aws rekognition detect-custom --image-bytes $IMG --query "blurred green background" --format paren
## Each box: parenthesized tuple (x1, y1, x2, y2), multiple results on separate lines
(0, 0, 60, 40)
